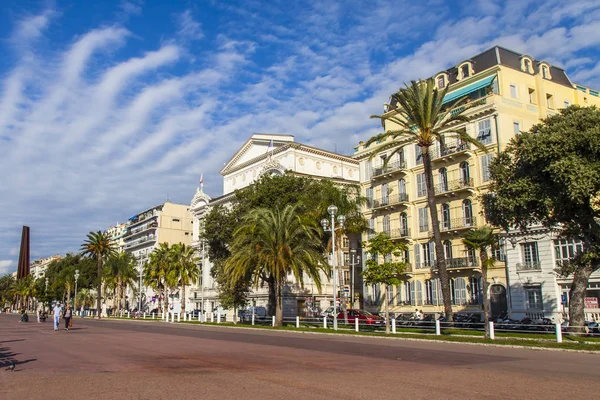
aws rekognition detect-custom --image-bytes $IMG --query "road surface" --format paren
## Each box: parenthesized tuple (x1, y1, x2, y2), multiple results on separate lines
(1, 313, 598, 399)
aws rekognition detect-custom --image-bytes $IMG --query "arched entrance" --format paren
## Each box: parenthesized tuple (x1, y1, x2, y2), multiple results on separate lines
(489, 284, 507, 319)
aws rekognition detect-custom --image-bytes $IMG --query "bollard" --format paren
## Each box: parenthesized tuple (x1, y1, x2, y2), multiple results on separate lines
(152, 312, 155, 320)
(211, 312, 214, 323)
(251, 313, 255, 326)
(555, 323, 563, 343)
(489, 321, 495, 340)
(355, 318, 359, 332)
(143, 312, 146, 319)
(217, 312, 221, 324)
(392, 318, 396, 334)
(435, 319, 441, 335)
(127, 311, 130, 319)
(177, 313, 181, 322)
(183, 312, 187, 322)
(272, 315, 275, 327)
(323, 316, 327, 329)
(296, 316, 300, 328)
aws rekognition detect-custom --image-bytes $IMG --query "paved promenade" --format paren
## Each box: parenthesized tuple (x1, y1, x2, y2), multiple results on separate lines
(1, 313, 599, 399)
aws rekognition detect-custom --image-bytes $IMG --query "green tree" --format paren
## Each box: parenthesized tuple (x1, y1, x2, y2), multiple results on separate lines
(226, 205, 328, 326)
(483, 105, 600, 332)
(81, 231, 117, 318)
(104, 252, 137, 312)
(0, 274, 15, 308)
(462, 226, 496, 338)
(169, 243, 200, 315)
(368, 78, 486, 321)
(362, 233, 407, 334)
(144, 242, 173, 314)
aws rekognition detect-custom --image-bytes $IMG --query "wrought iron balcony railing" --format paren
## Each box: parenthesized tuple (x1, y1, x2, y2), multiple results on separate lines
(389, 227, 411, 240)
(516, 262, 542, 271)
(439, 216, 477, 231)
(371, 193, 409, 208)
(430, 142, 471, 160)
(434, 178, 474, 195)
(371, 160, 407, 179)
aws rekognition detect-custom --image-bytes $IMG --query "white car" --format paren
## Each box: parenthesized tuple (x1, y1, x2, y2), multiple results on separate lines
(319, 307, 340, 317)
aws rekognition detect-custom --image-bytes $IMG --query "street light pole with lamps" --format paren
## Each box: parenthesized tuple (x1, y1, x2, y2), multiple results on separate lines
(350, 249, 361, 308)
(44, 277, 49, 312)
(74, 269, 80, 312)
(321, 204, 345, 330)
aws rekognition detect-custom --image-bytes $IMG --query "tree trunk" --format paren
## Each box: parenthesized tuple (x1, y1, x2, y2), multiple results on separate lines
(267, 275, 276, 317)
(275, 278, 283, 327)
(480, 249, 490, 339)
(422, 147, 453, 322)
(569, 264, 594, 334)
(96, 256, 102, 319)
(384, 283, 390, 334)
(181, 281, 186, 314)
(233, 306, 238, 324)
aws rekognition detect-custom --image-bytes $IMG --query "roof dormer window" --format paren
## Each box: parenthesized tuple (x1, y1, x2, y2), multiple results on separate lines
(436, 73, 447, 89)
(521, 57, 534, 74)
(457, 62, 473, 81)
(540, 63, 551, 80)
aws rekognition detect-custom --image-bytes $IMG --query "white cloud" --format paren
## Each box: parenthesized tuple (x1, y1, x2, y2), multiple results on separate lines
(0, 260, 15, 275)
(177, 10, 203, 40)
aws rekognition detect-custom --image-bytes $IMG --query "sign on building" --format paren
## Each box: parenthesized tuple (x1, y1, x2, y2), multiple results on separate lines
(585, 297, 599, 309)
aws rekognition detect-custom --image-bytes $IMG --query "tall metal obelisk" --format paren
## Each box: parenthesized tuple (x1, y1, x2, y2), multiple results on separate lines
(17, 226, 30, 279)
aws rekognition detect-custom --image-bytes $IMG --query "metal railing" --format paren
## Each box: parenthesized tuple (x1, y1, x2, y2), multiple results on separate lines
(446, 257, 478, 269)
(389, 227, 410, 239)
(125, 235, 156, 249)
(516, 262, 542, 271)
(439, 216, 477, 231)
(434, 178, 474, 195)
(430, 142, 471, 160)
(371, 193, 409, 208)
(371, 160, 407, 179)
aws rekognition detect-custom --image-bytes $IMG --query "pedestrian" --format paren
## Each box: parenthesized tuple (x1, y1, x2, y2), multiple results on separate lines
(37, 308, 40, 323)
(80, 305, 85, 318)
(53, 303, 62, 331)
(414, 308, 422, 320)
(63, 305, 72, 331)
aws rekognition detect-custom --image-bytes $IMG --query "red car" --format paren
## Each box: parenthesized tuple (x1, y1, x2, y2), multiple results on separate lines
(333, 309, 384, 325)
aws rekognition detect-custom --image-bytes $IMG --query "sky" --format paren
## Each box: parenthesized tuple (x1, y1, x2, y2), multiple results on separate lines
(1, 0, 600, 275)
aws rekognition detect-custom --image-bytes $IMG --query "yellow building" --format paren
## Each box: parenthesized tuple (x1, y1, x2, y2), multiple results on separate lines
(353, 46, 600, 318)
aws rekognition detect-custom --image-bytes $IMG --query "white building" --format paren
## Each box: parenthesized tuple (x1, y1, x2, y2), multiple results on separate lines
(30, 255, 61, 280)
(505, 225, 600, 322)
(190, 134, 361, 319)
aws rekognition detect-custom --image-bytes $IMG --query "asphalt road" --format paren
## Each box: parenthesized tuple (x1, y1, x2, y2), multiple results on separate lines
(1, 313, 599, 400)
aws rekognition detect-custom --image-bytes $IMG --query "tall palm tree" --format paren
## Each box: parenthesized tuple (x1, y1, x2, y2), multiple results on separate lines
(463, 226, 497, 339)
(169, 243, 200, 315)
(104, 252, 137, 313)
(81, 231, 117, 318)
(145, 242, 172, 314)
(368, 78, 486, 321)
(226, 205, 328, 326)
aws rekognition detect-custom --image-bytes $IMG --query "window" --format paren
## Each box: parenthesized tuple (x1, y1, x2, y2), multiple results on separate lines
(396, 284, 403, 305)
(343, 252, 350, 266)
(387, 285, 394, 305)
(400, 212, 409, 236)
(521, 242, 539, 265)
(467, 247, 476, 265)
(381, 182, 389, 206)
(453, 278, 467, 305)
(383, 215, 391, 235)
(510, 84, 518, 99)
(398, 178, 406, 198)
(366, 186, 373, 208)
(418, 207, 429, 232)
(415, 281, 423, 306)
(441, 204, 451, 230)
(524, 59, 532, 73)
(546, 93, 555, 109)
(463, 199, 473, 226)
(437, 75, 445, 89)
(415, 144, 423, 165)
(542, 65, 549, 79)
(528, 88, 536, 104)
(469, 277, 482, 305)
(513, 121, 520, 135)
(444, 240, 453, 259)
(554, 239, 583, 264)
(172, 218, 180, 222)
(525, 286, 543, 309)
(459, 162, 470, 184)
(414, 244, 421, 269)
(425, 280, 434, 305)
(422, 241, 435, 267)
(493, 241, 505, 262)
(477, 119, 492, 144)
(405, 281, 411, 305)
(461, 64, 470, 79)
(368, 218, 375, 239)
(343, 236, 350, 248)
(564, 100, 570, 108)
(438, 168, 448, 193)
(185, 232, 189, 235)
(481, 153, 493, 182)
(409, 281, 415, 305)
(417, 173, 427, 197)
(373, 284, 381, 305)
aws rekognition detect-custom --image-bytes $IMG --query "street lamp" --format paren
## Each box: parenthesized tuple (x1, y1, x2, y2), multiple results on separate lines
(44, 277, 49, 312)
(321, 204, 345, 330)
(201, 239, 206, 321)
(74, 269, 80, 311)
(350, 249, 361, 307)
(138, 264, 143, 315)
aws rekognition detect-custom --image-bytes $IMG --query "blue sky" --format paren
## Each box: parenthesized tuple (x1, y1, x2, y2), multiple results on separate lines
(1, 0, 600, 274)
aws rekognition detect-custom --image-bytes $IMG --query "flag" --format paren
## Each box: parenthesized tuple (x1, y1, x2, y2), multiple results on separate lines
(199, 174, 204, 185)
(266, 139, 273, 153)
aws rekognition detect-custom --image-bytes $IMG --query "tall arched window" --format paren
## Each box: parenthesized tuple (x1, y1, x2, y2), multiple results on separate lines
(383, 215, 391, 235)
(459, 162, 470, 184)
(400, 212, 408, 236)
(438, 167, 448, 193)
(441, 204, 451, 230)
(398, 178, 406, 201)
(444, 240, 453, 259)
(454, 278, 467, 305)
(463, 199, 473, 226)
(461, 64, 470, 79)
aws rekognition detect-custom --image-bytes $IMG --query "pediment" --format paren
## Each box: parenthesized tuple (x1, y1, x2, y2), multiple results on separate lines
(220, 134, 294, 175)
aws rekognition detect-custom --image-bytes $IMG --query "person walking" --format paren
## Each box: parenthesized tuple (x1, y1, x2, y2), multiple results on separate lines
(53, 303, 62, 331)
(63, 306, 72, 331)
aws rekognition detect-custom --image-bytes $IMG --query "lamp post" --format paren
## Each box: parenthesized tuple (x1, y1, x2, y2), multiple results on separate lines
(138, 264, 143, 314)
(74, 269, 80, 311)
(321, 204, 345, 330)
(201, 239, 205, 320)
(44, 277, 49, 312)
(350, 249, 361, 308)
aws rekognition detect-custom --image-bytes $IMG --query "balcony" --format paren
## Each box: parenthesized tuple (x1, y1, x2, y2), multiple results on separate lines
(125, 221, 158, 237)
(371, 193, 410, 209)
(439, 217, 477, 232)
(516, 262, 541, 271)
(125, 235, 156, 250)
(434, 178, 474, 196)
(430, 142, 471, 162)
(416, 261, 435, 269)
(389, 227, 411, 240)
(371, 160, 407, 181)
(446, 257, 478, 270)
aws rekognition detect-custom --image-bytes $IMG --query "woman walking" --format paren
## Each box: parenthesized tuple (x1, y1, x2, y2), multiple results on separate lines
(63, 305, 72, 331)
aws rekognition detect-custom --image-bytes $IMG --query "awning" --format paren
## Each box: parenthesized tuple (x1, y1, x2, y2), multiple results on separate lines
(128, 214, 138, 221)
(443, 75, 496, 104)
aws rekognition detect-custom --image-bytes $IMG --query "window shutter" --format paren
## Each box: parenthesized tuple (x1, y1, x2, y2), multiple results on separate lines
(410, 281, 415, 305)
(432, 278, 439, 306)
(396, 284, 402, 305)
(429, 240, 436, 267)
(414, 243, 421, 269)
(416, 281, 423, 306)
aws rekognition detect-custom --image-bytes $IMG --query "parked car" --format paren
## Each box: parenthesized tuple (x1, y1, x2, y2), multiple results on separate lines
(331, 309, 384, 325)
(320, 306, 340, 317)
(240, 306, 269, 322)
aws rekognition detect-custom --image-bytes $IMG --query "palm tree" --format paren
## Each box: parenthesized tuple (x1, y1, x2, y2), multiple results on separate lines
(104, 252, 137, 313)
(81, 231, 117, 318)
(145, 242, 173, 314)
(169, 243, 200, 315)
(226, 205, 328, 326)
(367, 78, 486, 321)
(463, 226, 497, 338)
